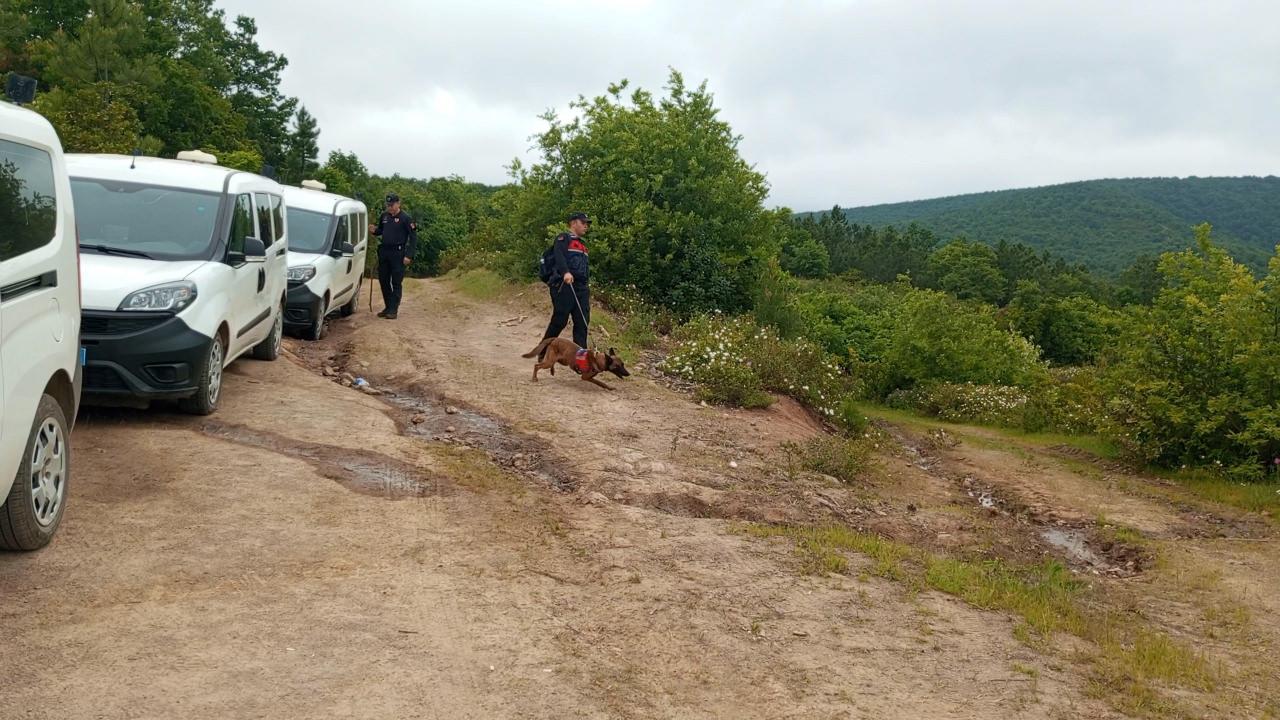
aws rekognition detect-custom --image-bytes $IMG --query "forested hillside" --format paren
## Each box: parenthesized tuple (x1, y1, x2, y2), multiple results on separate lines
(819, 177, 1280, 273)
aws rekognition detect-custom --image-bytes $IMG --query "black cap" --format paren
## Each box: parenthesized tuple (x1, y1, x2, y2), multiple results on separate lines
(385, 193, 400, 204)
(568, 212, 591, 223)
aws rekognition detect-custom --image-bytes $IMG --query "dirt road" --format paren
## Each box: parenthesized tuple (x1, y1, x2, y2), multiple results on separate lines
(2, 277, 1275, 719)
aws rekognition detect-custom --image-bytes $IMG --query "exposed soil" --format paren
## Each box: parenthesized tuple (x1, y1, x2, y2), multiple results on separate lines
(2, 277, 1276, 719)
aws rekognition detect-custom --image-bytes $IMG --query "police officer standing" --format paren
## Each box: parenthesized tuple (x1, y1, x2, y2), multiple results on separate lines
(541, 212, 592, 350)
(368, 192, 417, 319)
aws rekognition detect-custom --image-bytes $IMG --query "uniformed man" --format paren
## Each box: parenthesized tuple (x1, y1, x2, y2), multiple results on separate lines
(368, 193, 417, 319)
(541, 212, 592, 352)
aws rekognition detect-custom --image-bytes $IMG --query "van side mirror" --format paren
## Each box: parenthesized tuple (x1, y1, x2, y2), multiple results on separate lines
(331, 241, 355, 258)
(230, 236, 267, 265)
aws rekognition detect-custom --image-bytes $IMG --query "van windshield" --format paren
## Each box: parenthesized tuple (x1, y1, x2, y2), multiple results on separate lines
(71, 179, 222, 261)
(286, 207, 334, 254)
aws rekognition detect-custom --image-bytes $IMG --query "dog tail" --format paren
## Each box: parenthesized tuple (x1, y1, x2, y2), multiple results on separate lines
(522, 337, 554, 358)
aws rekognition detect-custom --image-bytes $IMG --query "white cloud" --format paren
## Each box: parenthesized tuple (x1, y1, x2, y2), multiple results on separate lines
(216, 0, 1280, 209)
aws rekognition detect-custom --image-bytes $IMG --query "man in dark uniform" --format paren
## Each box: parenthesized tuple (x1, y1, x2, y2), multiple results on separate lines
(368, 192, 417, 319)
(541, 211, 592, 351)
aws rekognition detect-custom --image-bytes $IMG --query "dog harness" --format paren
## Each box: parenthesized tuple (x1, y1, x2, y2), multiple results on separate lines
(575, 348, 590, 374)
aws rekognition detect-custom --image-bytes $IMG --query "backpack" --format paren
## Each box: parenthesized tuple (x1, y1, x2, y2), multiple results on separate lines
(538, 245, 556, 284)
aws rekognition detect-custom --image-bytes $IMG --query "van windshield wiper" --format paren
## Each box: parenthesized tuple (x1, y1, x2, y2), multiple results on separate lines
(81, 244, 154, 260)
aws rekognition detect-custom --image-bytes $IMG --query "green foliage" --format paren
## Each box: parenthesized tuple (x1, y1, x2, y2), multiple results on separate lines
(216, 148, 263, 173)
(926, 238, 1004, 304)
(5, 0, 302, 167)
(1007, 283, 1118, 365)
(782, 435, 871, 484)
(469, 71, 783, 313)
(821, 177, 1280, 274)
(661, 315, 858, 419)
(1102, 225, 1280, 472)
(281, 105, 319, 184)
(882, 289, 1046, 393)
(888, 383, 1031, 428)
(30, 82, 141, 152)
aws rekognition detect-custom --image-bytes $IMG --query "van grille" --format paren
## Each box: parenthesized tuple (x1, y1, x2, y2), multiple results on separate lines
(84, 365, 128, 390)
(81, 311, 169, 336)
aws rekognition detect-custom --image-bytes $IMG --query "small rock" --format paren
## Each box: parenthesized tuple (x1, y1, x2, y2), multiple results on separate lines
(874, 509, 887, 517)
(792, 631, 809, 638)
(410, 414, 426, 425)
(359, 386, 383, 396)
(699, 401, 709, 407)
(446, 426, 457, 434)
(322, 366, 336, 377)
(580, 492, 610, 507)
(446, 405, 460, 415)
(341, 372, 355, 383)
(907, 503, 918, 513)
(729, 461, 739, 469)
(340, 379, 352, 387)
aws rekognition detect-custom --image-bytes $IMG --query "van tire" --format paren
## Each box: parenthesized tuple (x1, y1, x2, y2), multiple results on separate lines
(339, 278, 360, 317)
(1, 394, 70, 551)
(252, 306, 283, 361)
(303, 296, 328, 341)
(179, 332, 225, 415)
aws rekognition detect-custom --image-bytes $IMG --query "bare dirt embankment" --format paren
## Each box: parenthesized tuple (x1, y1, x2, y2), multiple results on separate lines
(2, 277, 1275, 719)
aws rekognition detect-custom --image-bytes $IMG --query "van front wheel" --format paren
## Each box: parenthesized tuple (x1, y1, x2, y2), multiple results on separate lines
(0, 394, 70, 551)
(179, 333, 225, 415)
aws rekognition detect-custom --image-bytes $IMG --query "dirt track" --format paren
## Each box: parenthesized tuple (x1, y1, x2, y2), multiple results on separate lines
(2, 278, 1276, 719)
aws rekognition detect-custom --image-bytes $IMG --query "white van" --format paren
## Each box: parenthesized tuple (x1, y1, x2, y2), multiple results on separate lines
(68, 152, 288, 415)
(0, 103, 81, 550)
(282, 183, 367, 340)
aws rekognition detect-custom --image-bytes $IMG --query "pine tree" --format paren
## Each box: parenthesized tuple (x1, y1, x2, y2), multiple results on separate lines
(282, 105, 319, 182)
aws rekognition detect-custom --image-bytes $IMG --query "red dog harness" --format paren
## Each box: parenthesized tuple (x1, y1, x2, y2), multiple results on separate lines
(575, 348, 590, 374)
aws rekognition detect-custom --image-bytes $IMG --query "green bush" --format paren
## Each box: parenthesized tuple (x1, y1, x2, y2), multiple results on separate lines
(661, 315, 859, 418)
(782, 435, 872, 484)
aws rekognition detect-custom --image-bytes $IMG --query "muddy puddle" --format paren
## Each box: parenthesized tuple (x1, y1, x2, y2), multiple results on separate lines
(197, 420, 448, 500)
(382, 391, 576, 491)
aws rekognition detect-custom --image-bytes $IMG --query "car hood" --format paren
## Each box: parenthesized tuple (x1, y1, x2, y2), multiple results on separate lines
(287, 251, 329, 267)
(79, 253, 208, 311)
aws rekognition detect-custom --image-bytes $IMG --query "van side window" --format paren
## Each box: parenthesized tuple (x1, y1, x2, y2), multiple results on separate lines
(0, 138, 58, 262)
(254, 192, 274, 247)
(359, 212, 366, 242)
(227, 193, 254, 256)
(332, 213, 349, 250)
(348, 212, 359, 244)
(270, 194, 285, 244)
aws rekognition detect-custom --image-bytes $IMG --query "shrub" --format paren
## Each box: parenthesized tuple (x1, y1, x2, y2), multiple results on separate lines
(782, 435, 872, 484)
(661, 315, 859, 419)
(888, 382, 1030, 427)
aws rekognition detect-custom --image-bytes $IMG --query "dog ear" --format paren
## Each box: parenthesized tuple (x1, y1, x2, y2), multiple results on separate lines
(608, 347, 617, 356)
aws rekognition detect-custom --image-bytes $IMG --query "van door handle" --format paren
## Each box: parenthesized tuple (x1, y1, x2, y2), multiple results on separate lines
(258, 268, 266, 292)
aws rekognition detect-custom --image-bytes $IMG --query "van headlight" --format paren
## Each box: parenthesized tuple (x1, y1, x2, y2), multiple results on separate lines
(287, 265, 317, 283)
(119, 281, 197, 313)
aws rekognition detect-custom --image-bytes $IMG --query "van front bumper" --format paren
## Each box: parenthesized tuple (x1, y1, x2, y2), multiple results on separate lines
(284, 283, 325, 328)
(80, 310, 212, 400)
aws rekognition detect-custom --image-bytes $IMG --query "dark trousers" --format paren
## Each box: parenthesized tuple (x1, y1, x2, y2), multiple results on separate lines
(543, 281, 589, 349)
(378, 247, 406, 313)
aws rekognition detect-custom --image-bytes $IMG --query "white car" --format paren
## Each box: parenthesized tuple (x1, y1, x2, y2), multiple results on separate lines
(68, 151, 288, 415)
(282, 183, 367, 340)
(0, 102, 81, 550)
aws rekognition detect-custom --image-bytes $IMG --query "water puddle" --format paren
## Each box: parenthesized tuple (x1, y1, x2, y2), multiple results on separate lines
(198, 420, 447, 500)
(1040, 527, 1106, 569)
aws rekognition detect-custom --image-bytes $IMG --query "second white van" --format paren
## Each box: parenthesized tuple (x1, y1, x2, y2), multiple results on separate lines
(69, 152, 288, 415)
(282, 183, 367, 340)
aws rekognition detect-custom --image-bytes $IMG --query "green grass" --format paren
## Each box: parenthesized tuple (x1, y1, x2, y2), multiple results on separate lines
(736, 521, 1222, 717)
(781, 435, 872, 485)
(1161, 468, 1280, 521)
(858, 402, 1122, 459)
(451, 268, 508, 301)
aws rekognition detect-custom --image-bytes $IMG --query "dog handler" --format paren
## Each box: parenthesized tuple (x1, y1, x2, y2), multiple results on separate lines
(541, 212, 592, 350)
(368, 192, 418, 320)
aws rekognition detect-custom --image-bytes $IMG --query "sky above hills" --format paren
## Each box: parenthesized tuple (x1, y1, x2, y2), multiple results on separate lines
(216, 0, 1280, 209)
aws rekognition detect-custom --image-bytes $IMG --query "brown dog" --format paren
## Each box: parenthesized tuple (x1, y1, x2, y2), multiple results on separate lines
(522, 338, 630, 390)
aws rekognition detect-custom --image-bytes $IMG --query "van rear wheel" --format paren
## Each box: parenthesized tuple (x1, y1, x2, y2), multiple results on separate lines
(252, 306, 283, 361)
(178, 333, 224, 415)
(0, 394, 70, 551)
(339, 278, 360, 317)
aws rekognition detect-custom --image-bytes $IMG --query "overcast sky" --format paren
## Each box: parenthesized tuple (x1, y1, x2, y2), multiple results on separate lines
(216, 0, 1280, 210)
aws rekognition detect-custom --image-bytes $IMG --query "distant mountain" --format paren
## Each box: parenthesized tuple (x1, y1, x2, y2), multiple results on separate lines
(813, 177, 1280, 274)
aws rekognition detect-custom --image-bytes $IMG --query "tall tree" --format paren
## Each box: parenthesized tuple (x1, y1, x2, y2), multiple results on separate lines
(282, 106, 320, 182)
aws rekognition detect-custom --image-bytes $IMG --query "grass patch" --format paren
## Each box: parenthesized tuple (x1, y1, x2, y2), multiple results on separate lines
(434, 445, 525, 496)
(781, 435, 872, 485)
(736, 521, 1222, 717)
(451, 268, 507, 301)
(1161, 468, 1280, 522)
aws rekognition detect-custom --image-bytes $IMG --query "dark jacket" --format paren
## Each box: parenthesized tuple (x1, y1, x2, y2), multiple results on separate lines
(372, 210, 418, 258)
(551, 232, 589, 284)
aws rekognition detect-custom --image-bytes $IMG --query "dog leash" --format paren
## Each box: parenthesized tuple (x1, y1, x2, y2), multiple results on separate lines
(560, 281, 592, 347)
